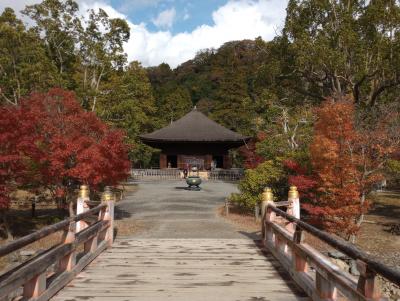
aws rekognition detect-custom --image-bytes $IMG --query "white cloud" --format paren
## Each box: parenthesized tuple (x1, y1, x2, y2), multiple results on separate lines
(0, 0, 41, 24)
(0, 0, 40, 14)
(1, 0, 288, 69)
(128, 0, 288, 68)
(79, 1, 126, 20)
(152, 7, 176, 28)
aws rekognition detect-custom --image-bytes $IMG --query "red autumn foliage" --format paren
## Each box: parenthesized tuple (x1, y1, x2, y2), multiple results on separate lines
(0, 88, 131, 209)
(352, 108, 400, 196)
(306, 98, 367, 239)
(0, 103, 42, 209)
(239, 132, 266, 169)
(283, 159, 317, 200)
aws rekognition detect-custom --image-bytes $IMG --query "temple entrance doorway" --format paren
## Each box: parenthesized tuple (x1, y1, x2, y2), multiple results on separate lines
(212, 155, 223, 169)
(167, 155, 177, 168)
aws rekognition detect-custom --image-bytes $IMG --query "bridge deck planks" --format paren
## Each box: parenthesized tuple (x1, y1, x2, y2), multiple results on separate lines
(52, 238, 308, 301)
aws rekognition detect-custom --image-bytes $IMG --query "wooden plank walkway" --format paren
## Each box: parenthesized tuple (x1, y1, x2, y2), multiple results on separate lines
(52, 238, 308, 301)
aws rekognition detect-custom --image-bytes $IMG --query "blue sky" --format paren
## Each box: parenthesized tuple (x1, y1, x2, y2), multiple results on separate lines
(3, 0, 288, 68)
(111, 0, 229, 34)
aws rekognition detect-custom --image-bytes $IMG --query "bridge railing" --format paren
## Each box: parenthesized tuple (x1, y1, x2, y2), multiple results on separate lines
(261, 186, 400, 301)
(0, 185, 115, 301)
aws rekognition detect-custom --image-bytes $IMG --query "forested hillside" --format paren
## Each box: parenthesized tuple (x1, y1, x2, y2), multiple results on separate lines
(2, 0, 400, 163)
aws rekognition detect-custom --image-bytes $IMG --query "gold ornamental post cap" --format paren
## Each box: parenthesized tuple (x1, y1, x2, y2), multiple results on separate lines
(102, 186, 114, 202)
(288, 186, 299, 199)
(262, 187, 274, 202)
(79, 185, 89, 198)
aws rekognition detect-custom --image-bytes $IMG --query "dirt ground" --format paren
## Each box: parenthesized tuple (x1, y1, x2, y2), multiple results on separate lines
(356, 191, 400, 267)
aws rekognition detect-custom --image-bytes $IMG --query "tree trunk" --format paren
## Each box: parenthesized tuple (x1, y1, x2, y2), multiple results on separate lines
(68, 199, 75, 217)
(350, 192, 366, 243)
(0, 210, 14, 241)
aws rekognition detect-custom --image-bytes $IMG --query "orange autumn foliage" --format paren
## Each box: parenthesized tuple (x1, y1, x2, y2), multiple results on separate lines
(306, 98, 367, 238)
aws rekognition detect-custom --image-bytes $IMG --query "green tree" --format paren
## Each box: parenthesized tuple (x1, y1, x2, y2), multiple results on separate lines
(75, 8, 130, 111)
(96, 62, 157, 165)
(23, 0, 80, 88)
(211, 66, 256, 135)
(387, 159, 400, 187)
(283, 0, 400, 107)
(230, 160, 286, 211)
(23, 0, 130, 111)
(157, 85, 192, 124)
(255, 101, 313, 162)
(0, 8, 58, 105)
(148, 63, 193, 125)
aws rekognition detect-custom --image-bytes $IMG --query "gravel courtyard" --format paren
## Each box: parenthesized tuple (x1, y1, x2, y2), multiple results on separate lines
(115, 180, 256, 239)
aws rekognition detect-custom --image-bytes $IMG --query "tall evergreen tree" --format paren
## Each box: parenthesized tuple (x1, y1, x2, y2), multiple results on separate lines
(284, 0, 400, 107)
(0, 8, 58, 105)
(97, 62, 158, 165)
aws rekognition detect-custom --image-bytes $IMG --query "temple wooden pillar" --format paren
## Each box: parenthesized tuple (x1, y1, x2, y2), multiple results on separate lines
(223, 154, 232, 169)
(177, 155, 181, 169)
(160, 153, 167, 169)
(205, 155, 212, 170)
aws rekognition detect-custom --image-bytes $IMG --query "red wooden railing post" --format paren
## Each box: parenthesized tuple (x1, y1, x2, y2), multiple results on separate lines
(23, 273, 46, 298)
(84, 226, 98, 253)
(59, 221, 76, 272)
(76, 185, 90, 232)
(357, 260, 382, 300)
(286, 186, 300, 233)
(102, 186, 115, 247)
(292, 227, 308, 272)
(265, 202, 276, 245)
(261, 187, 273, 241)
(316, 271, 338, 300)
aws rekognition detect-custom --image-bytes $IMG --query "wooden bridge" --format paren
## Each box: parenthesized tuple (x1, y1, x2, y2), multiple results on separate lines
(1, 186, 399, 301)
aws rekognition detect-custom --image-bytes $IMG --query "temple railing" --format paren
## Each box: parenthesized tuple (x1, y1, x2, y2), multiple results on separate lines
(260, 187, 400, 301)
(208, 169, 244, 181)
(0, 186, 115, 301)
(131, 168, 244, 181)
(131, 168, 181, 180)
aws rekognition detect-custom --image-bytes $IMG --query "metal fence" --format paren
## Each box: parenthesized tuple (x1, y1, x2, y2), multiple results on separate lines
(131, 168, 244, 181)
(208, 169, 244, 181)
(131, 168, 182, 180)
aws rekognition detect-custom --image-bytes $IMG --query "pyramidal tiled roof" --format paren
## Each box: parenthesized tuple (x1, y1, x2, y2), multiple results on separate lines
(140, 108, 249, 143)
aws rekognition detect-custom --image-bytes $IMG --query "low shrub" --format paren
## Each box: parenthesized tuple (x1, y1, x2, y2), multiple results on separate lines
(230, 160, 287, 212)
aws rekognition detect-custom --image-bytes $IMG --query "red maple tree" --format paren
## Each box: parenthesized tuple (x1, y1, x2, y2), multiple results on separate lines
(239, 132, 266, 169)
(306, 98, 400, 240)
(0, 104, 42, 210)
(283, 159, 317, 201)
(0, 88, 131, 215)
(306, 98, 367, 239)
